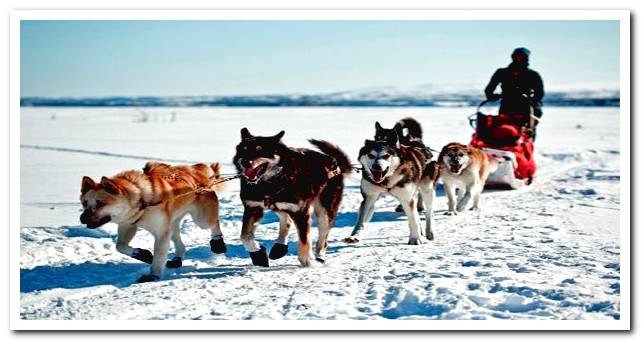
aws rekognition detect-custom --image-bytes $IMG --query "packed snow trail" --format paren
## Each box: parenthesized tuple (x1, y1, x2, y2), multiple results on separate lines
(19, 107, 620, 320)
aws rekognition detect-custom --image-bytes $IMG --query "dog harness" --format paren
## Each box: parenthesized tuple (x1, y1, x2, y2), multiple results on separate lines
(130, 198, 163, 225)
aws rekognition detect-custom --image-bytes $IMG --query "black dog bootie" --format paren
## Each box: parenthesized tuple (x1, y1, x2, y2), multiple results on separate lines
(132, 248, 153, 264)
(249, 245, 269, 267)
(166, 256, 183, 268)
(210, 236, 227, 254)
(269, 243, 288, 260)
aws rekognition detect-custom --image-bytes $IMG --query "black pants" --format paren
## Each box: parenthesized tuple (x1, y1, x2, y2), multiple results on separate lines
(500, 100, 543, 140)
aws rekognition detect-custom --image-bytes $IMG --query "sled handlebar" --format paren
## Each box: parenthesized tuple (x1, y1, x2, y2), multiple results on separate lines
(469, 99, 493, 129)
(476, 99, 493, 113)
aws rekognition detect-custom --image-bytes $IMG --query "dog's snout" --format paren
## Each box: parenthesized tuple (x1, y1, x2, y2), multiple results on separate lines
(371, 163, 383, 171)
(80, 210, 90, 224)
(240, 159, 252, 168)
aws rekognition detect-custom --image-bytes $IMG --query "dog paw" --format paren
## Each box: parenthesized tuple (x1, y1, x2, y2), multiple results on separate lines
(444, 210, 458, 216)
(343, 236, 360, 244)
(425, 231, 435, 241)
(165, 256, 183, 268)
(407, 237, 423, 245)
(132, 248, 153, 264)
(269, 243, 288, 260)
(298, 254, 313, 267)
(209, 237, 227, 254)
(249, 245, 269, 267)
(136, 274, 159, 283)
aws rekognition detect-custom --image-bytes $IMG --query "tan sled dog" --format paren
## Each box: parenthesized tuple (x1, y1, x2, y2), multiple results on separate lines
(79, 161, 226, 283)
(438, 143, 498, 215)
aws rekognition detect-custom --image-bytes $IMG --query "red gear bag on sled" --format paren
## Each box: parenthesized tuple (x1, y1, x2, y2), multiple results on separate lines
(468, 101, 537, 188)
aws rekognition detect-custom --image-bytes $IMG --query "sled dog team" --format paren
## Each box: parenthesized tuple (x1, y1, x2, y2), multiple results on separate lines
(79, 118, 498, 282)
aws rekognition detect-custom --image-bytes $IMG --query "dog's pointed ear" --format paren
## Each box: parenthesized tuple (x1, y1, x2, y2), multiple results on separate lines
(274, 130, 285, 141)
(375, 122, 383, 132)
(438, 145, 449, 163)
(240, 128, 253, 140)
(81, 176, 96, 194)
(393, 122, 402, 131)
(463, 144, 472, 154)
(210, 162, 221, 176)
(100, 176, 121, 195)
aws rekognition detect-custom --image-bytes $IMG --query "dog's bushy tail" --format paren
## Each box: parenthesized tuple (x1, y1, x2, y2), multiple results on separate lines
(394, 117, 423, 140)
(308, 139, 353, 174)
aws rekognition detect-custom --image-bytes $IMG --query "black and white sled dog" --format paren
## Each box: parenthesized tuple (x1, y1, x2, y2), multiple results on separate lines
(374, 118, 431, 212)
(344, 118, 439, 245)
(233, 128, 352, 267)
(374, 117, 426, 151)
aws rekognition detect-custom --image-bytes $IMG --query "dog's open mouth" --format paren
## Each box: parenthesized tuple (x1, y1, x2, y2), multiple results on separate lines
(243, 162, 268, 182)
(449, 163, 462, 174)
(370, 168, 388, 183)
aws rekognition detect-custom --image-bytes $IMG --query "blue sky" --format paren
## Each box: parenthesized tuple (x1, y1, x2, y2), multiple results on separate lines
(20, 20, 620, 97)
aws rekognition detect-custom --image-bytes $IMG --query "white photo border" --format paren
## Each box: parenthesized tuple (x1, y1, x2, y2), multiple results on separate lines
(9, 9, 631, 331)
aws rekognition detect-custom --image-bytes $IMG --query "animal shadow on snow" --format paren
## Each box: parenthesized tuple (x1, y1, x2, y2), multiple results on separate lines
(20, 261, 250, 293)
(21, 185, 451, 293)
(21, 232, 296, 293)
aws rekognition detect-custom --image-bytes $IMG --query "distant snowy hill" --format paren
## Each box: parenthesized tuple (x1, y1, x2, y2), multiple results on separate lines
(20, 86, 619, 107)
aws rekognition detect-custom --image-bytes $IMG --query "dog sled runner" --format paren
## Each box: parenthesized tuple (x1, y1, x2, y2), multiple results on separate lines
(468, 100, 537, 189)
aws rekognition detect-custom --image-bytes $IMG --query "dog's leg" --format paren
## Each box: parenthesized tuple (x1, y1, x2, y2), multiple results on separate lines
(240, 205, 268, 267)
(313, 206, 331, 263)
(419, 181, 436, 241)
(345, 193, 379, 243)
(398, 192, 423, 245)
(138, 223, 170, 283)
(194, 192, 227, 254)
(469, 181, 483, 211)
(115, 224, 138, 257)
(269, 211, 291, 260)
(444, 182, 458, 215)
(456, 186, 467, 205)
(275, 211, 291, 244)
(456, 186, 472, 212)
(290, 210, 313, 267)
(116, 224, 154, 264)
(166, 219, 185, 268)
(416, 192, 425, 212)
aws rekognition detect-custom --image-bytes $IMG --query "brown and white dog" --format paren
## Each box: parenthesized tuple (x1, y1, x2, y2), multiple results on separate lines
(233, 128, 352, 267)
(438, 143, 498, 215)
(79, 161, 226, 283)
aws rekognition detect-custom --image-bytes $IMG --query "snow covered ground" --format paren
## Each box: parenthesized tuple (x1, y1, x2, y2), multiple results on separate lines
(19, 106, 621, 320)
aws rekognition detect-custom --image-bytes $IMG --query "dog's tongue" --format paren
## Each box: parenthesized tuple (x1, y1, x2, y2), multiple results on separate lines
(244, 167, 260, 178)
(372, 170, 385, 183)
(450, 164, 461, 173)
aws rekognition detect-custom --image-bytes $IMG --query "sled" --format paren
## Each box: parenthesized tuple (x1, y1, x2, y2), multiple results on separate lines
(468, 100, 537, 189)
